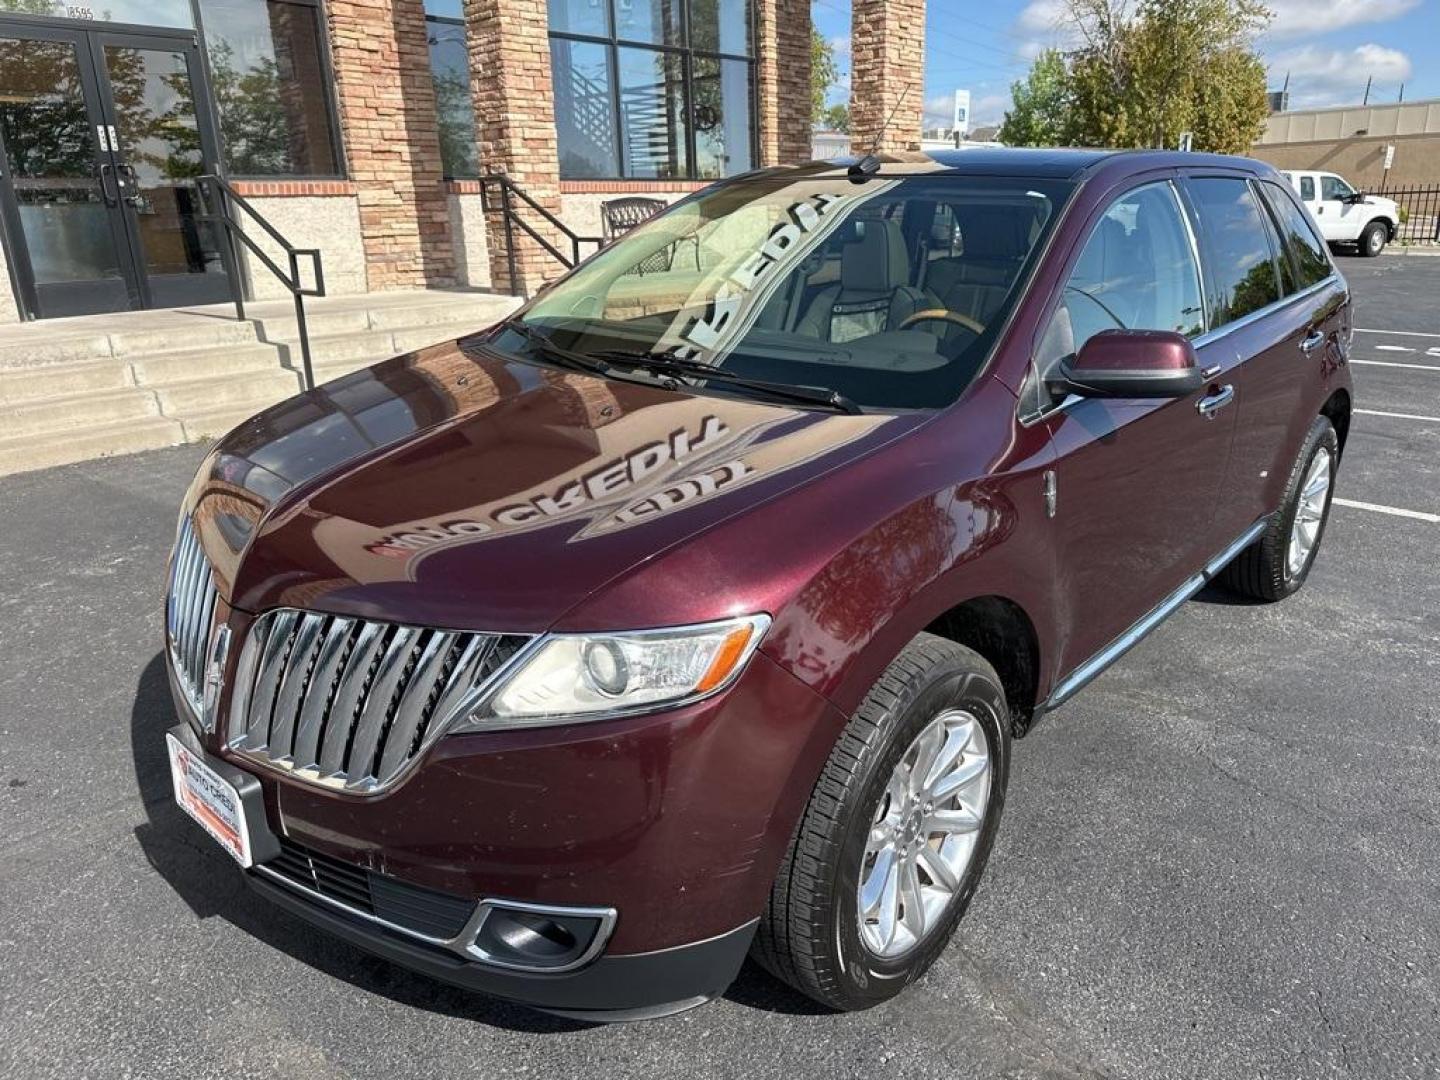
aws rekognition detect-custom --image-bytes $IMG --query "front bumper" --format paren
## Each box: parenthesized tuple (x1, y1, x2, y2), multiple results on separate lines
(169, 642, 845, 1017)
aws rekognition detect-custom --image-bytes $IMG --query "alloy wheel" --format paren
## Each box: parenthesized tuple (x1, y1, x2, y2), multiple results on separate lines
(856, 709, 991, 959)
(1286, 445, 1332, 579)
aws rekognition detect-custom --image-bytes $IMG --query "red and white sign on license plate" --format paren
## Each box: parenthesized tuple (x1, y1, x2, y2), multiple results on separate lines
(166, 733, 252, 867)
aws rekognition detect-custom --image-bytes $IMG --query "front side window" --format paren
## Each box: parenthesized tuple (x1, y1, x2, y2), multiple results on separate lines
(1035, 181, 1204, 382)
(548, 0, 755, 181)
(1259, 180, 1333, 290)
(502, 174, 1072, 410)
(425, 3, 479, 179)
(1320, 174, 1354, 201)
(1185, 177, 1280, 328)
(198, 0, 343, 176)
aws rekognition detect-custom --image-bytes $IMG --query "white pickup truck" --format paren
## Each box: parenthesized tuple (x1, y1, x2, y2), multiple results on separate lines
(1281, 170, 1400, 257)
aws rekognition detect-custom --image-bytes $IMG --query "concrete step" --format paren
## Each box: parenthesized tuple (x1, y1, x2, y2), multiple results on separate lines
(0, 331, 119, 370)
(0, 415, 184, 477)
(2, 386, 158, 439)
(132, 342, 286, 385)
(0, 359, 135, 405)
(153, 369, 303, 415)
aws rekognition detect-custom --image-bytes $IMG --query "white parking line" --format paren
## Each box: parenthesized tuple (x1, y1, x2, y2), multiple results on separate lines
(1352, 359, 1440, 371)
(1355, 328, 1440, 339)
(1333, 498, 1440, 524)
(1374, 344, 1415, 352)
(1355, 408, 1440, 422)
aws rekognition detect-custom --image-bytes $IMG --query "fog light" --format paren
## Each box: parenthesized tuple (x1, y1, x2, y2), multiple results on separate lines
(469, 901, 616, 972)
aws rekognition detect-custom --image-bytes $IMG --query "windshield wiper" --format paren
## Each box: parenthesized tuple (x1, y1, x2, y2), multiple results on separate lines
(498, 318, 612, 378)
(589, 348, 864, 415)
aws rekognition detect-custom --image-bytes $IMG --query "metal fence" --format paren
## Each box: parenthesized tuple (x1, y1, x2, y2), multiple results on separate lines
(1376, 184, 1440, 245)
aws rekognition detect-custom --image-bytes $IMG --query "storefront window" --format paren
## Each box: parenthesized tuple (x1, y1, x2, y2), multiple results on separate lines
(425, 3, 479, 179)
(551, 38, 618, 179)
(197, 0, 343, 177)
(549, 0, 754, 181)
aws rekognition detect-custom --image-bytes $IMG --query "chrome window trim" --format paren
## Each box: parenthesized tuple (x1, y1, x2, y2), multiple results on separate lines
(252, 864, 618, 975)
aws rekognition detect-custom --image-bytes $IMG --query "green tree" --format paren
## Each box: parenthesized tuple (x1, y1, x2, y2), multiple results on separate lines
(821, 103, 850, 133)
(998, 48, 1070, 147)
(811, 28, 838, 127)
(1001, 0, 1271, 154)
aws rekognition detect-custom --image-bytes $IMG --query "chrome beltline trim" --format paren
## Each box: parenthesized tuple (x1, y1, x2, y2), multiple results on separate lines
(252, 863, 618, 974)
(1044, 516, 1269, 709)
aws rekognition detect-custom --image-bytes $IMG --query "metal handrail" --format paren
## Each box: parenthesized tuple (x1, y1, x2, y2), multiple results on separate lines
(478, 174, 603, 297)
(197, 174, 326, 390)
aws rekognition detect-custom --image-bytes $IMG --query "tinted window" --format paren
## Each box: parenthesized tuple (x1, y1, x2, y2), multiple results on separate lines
(514, 176, 1071, 410)
(1320, 174, 1353, 200)
(1260, 180, 1332, 290)
(1299, 175, 1315, 201)
(1186, 177, 1280, 327)
(427, 16, 478, 178)
(1036, 181, 1204, 378)
(551, 39, 618, 178)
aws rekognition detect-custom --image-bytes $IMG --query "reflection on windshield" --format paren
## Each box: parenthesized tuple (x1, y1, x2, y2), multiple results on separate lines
(518, 167, 1072, 410)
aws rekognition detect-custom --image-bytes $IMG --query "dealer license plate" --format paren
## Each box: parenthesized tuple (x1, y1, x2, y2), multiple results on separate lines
(166, 732, 253, 867)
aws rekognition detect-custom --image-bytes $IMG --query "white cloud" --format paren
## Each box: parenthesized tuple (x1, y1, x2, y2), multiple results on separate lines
(1012, 0, 1082, 62)
(1264, 0, 1419, 41)
(922, 91, 1014, 131)
(923, 92, 958, 128)
(1266, 43, 1413, 108)
(1016, 0, 1072, 34)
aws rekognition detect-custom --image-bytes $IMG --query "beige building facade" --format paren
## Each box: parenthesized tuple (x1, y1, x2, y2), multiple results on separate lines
(1251, 98, 1440, 189)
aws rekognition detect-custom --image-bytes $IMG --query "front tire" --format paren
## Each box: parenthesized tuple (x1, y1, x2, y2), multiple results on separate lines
(1360, 220, 1388, 257)
(1219, 416, 1338, 601)
(753, 634, 1010, 1010)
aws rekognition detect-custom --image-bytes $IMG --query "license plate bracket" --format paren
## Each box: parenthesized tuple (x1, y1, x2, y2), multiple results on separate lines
(165, 726, 279, 868)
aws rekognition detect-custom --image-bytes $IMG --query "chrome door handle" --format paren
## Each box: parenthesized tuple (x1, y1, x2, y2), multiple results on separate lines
(1300, 329, 1326, 355)
(1196, 384, 1235, 420)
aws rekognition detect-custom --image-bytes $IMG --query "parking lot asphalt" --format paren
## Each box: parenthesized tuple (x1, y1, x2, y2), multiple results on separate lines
(2, 255, 1437, 1080)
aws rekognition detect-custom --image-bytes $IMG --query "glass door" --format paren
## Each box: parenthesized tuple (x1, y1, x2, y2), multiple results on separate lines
(93, 31, 230, 308)
(0, 21, 230, 318)
(0, 25, 138, 317)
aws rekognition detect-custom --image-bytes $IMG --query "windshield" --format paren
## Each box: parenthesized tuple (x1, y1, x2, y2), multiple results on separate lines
(498, 171, 1073, 410)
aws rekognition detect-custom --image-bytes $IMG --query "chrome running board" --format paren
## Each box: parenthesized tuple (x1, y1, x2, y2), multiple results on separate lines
(1042, 517, 1269, 711)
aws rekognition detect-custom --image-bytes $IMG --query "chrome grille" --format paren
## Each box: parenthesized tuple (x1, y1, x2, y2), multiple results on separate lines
(166, 516, 220, 720)
(229, 611, 528, 794)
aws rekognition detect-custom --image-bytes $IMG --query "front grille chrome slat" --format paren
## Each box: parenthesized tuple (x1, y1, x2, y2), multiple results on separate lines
(290, 616, 356, 769)
(165, 517, 221, 724)
(231, 611, 528, 795)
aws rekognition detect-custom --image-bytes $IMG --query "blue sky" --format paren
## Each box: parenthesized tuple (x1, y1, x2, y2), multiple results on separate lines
(811, 0, 1440, 129)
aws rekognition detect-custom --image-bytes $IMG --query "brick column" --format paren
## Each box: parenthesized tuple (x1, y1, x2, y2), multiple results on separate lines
(849, 0, 925, 155)
(327, 0, 456, 290)
(464, 0, 564, 296)
(755, 0, 813, 166)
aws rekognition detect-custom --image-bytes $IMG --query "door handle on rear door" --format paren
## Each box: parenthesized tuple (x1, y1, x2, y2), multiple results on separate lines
(1300, 329, 1326, 355)
(1196, 384, 1234, 420)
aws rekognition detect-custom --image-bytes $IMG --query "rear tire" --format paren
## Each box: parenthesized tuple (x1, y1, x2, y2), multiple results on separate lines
(753, 634, 1010, 1011)
(1360, 220, 1387, 257)
(1219, 416, 1338, 602)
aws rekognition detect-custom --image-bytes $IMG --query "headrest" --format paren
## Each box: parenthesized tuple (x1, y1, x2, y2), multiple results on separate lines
(841, 219, 909, 292)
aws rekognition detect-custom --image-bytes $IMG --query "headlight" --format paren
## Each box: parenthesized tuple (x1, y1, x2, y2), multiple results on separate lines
(457, 614, 771, 730)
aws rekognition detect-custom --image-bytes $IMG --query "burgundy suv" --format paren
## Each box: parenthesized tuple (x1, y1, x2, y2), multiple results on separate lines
(162, 149, 1352, 1020)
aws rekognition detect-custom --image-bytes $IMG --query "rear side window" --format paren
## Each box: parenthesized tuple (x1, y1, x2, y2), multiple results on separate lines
(1299, 175, 1315, 201)
(1259, 180, 1332, 290)
(1034, 181, 1204, 379)
(1185, 177, 1281, 327)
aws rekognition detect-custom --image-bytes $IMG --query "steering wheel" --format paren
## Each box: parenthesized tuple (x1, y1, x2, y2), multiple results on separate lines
(897, 308, 987, 337)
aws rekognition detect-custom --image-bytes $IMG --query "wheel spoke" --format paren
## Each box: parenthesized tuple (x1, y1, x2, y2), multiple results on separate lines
(930, 752, 989, 801)
(918, 843, 960, 892)
(925, 804, 983, 834)
(860, 844, 896, 915)
(907, 722, 944, 796)
(919, 720, 972, 792)
(899, 857, 926, 940)
(875, 852, 901, 950)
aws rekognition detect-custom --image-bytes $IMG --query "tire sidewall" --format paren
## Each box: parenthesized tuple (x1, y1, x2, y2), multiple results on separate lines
(828, 662, 1010, 1007)
(1363, 222, 1386, 257)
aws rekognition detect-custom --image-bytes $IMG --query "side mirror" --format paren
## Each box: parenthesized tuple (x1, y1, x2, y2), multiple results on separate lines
(1342, 191, 1367, 205)
(1056, 329, 1204, 399)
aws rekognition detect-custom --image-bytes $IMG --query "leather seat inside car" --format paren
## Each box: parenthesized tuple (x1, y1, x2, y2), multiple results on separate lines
(795, 220, 931, 342)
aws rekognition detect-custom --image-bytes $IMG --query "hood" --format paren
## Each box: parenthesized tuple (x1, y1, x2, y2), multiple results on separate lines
(185, 338, 923, 633)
